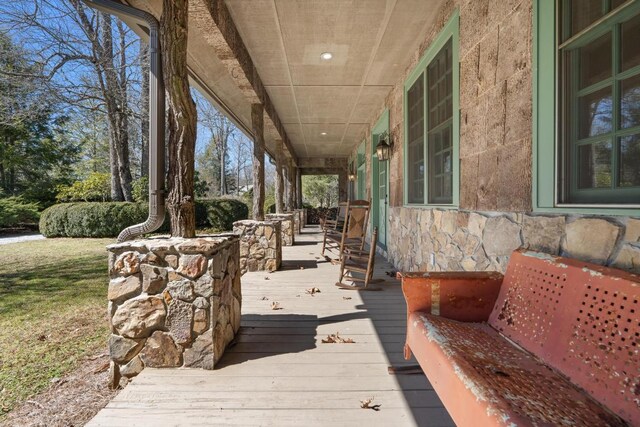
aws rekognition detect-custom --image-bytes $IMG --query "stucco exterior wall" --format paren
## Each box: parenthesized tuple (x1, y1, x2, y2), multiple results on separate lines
(350, 0, 640, 274)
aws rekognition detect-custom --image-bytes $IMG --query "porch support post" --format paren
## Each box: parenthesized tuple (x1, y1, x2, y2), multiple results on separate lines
(274, 139, 285, 214)
(296, 168, 302, 208)
(286, 159, 295, 211)
(338, 169, 348, 202)
(251, 103, 265, 220)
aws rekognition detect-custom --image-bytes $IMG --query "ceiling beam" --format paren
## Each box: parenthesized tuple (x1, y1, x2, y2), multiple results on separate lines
(297, 157, 348, 170)
(190, 0, 298, 166)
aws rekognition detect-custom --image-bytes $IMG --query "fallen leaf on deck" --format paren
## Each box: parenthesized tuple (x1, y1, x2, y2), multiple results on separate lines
(299, 266, 305, 270)
(305, 287, 321, 296)
(360, 397, 381, 411)
(271, 302, 282, 310)
(264, 277, 270, 280)
(342, 296, 352, 300)
(260, 296, 269, 301)
(322, 332, 355, 344)
(385, 270, 398, 277)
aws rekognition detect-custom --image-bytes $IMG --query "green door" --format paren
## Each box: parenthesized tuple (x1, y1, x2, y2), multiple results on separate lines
(371, 110, 389, 250)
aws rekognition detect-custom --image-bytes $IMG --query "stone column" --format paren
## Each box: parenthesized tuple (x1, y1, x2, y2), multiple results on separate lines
(251, 104, 265, 220)
(338, 169, 348, 202)
(274, 140, 285, 214)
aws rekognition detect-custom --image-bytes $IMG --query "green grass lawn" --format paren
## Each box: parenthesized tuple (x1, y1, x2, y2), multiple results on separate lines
(0, 238, 114, 417)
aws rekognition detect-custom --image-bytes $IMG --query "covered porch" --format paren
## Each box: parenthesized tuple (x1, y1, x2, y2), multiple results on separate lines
(90, 226, 453, 426)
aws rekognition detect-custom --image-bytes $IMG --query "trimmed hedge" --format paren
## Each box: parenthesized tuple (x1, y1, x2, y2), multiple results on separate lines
(39, 198, 249, 237)
(200, 198, 248, 232)
(39, 202, 148, 238)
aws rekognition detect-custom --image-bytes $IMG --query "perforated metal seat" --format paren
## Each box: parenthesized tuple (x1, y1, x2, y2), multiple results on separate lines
(401, 249, 640, 427)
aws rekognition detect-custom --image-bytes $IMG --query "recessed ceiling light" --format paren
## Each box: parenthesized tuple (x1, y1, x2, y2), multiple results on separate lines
(320, 52, 333, 60)
(320, 132, 327, 136)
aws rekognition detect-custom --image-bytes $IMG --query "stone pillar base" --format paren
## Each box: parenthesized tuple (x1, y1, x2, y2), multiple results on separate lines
(106, 235, 241, 387)
(265, 213, 295, 246)
(289, 210, 301, 234)
(233, 220, 282, 275)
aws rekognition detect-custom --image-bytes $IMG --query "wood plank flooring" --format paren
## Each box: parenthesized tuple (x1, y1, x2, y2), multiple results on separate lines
(88, 226, 453, 426)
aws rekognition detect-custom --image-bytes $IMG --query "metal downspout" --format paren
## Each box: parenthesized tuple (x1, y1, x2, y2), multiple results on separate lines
(81, 0, 165, 242)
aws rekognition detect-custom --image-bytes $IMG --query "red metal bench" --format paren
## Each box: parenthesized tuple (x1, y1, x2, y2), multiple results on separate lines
(400, 249, 639, 427)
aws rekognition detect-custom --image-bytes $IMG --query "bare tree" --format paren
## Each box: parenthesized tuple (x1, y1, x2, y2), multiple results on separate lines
(0, 0, 141, 200)
(196, 94, 235, 196)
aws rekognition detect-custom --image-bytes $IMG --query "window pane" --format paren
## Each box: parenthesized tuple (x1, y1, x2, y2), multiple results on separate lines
(579, 32, 612, 89)
(621, 74, 640, 129)
(621, 13, 640, 72)
(620, 134, 640, 187)
(577, 141, 612, 189)
(427, 40, 453, 204)
(578, 86, 613, 138)
(407, 74, 424, 204)
(570, 0, 605, 37)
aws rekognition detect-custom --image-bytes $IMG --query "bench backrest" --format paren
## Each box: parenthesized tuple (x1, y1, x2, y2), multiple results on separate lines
(488, 249, 640, 425)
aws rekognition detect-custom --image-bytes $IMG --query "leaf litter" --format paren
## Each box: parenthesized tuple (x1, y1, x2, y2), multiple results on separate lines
(271, 301, 283, 310)
(305, 287, 321, 296)
(321, 332, 355, 344)
(360, 397, 381, 411)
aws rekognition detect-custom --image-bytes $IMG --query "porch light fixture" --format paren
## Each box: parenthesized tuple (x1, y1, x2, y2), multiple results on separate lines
(320, 52, 333, 60)
(348, 173, 356, 182)
(376, 133, 392, 161)
(320, 132, 327, 136)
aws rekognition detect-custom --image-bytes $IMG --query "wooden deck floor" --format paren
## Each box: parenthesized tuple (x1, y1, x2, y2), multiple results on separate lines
(89, 226, 453, 426)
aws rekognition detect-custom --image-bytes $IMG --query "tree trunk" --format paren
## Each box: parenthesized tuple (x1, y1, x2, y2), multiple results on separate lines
(297, 168, 302, 208)
(251, 103, 265, 221)
(274, 140, 285, 213)
(100, 13, 134, 201)
(140, 42, 150, 178)
(162, 0, 197, 238)
(220, 145, 226, 195)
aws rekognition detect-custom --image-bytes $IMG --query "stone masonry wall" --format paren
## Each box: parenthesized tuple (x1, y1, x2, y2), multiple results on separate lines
(348, 0, 639, 276)
(289, 210, 301, 235)
(106, 235, 241, 387)
(387, 208, 640, 274)
(265, 213, 295, 246)
(233, 220, 282, 275)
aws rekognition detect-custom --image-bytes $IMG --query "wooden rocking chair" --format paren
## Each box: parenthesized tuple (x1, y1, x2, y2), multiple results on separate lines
(335, 227, 381, 291)
(322, 200, 369, 263)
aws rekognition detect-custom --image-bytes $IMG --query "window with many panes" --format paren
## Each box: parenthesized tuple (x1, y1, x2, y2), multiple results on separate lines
(404, 11, 458, 207)
(559, 0, 640, 204)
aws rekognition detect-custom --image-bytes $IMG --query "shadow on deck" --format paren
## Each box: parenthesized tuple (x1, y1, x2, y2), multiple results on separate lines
(88, 226, 453, 426)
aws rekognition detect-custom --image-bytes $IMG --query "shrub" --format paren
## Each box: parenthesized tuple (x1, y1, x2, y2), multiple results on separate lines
(131, 176, 149, 202)
(56, 172, 111, 202)
(39, 202, 147, 238)
(0, 197, 40, 228)
(200, 198, 248, 232)
(39, 198, 249, 237)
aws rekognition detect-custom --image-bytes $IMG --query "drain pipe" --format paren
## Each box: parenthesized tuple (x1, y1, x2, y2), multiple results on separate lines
(81, 0, 165, 242)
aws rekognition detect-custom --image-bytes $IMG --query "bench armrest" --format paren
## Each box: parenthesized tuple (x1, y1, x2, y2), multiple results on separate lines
(399, 271, 504, 322)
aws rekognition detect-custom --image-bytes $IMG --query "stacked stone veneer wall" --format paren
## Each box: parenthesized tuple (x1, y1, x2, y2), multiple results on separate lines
(233, 220, 282, 275)
(387, 208, 640, 274)
(265, 213, 295, 246)
(294, 208, 307, 231)
(106, 235, 241, 386)
(290, 210, 301, 234)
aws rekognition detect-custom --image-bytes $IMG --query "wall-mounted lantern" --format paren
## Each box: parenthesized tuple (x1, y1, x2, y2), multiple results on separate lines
(348, 173, 356, 182)
(376, 132, 392, 161)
